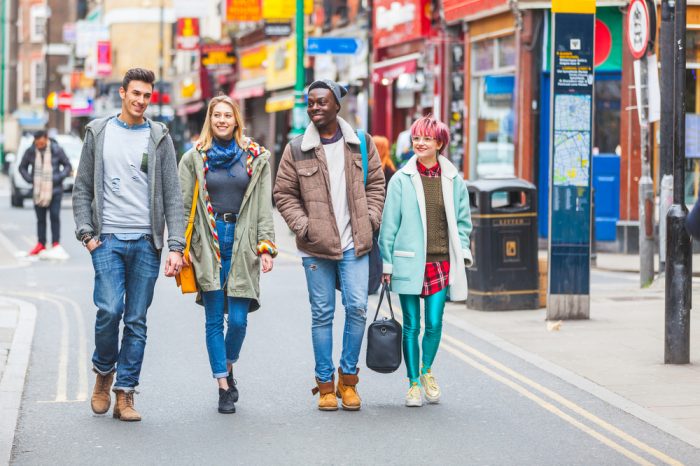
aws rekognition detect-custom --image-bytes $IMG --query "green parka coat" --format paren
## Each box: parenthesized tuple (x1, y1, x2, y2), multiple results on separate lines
(178, 145, 275, 312)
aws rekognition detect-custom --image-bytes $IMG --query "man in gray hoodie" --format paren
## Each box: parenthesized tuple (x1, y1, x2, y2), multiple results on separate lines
(73, 68, 185, 421)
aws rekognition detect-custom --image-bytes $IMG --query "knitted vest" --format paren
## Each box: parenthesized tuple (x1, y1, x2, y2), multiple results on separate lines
(421, 176, 449, 262)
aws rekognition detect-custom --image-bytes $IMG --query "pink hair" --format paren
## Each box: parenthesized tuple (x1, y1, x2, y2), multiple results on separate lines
(410, 116, 450, 154)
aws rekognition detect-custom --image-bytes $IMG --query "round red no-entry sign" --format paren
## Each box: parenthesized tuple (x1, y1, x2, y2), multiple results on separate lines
(627, 0, 650, 59)
(57, 92, 72, 111)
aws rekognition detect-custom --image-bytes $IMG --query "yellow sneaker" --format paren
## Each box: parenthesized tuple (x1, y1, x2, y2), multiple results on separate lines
(405, 384, 423, 407)
(420, 371, 441, 403)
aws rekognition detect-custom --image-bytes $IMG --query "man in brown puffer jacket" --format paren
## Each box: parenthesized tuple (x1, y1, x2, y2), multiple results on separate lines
(273, 79, 385, 412)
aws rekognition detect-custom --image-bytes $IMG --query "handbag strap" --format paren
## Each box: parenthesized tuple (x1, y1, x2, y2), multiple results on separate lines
(183, 179, 199, 259)
(373, 282, 395, 321)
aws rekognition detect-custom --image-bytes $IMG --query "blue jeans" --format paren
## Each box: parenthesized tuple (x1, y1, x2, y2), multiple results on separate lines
(91, 234, 160, 391)
(302, 248, 368, 382)
(201, 219, 250, 379)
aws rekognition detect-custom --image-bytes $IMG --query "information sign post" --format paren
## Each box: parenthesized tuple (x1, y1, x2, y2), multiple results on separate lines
(547, 0, 596, 320)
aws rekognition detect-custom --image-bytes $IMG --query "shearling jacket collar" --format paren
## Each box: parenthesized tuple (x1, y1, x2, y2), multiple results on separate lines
(300, 116, 361, 151)
(400, 154, 459, 179)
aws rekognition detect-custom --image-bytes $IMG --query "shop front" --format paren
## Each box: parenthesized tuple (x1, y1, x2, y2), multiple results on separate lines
(682, 7, 700, 207)
(234, 44, 270, 151)
(371, 0, 434, 145)
(265, 38, 297, 174)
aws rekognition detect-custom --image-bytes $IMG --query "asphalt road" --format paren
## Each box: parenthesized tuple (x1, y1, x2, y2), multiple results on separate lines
(1, 194, 700, 465)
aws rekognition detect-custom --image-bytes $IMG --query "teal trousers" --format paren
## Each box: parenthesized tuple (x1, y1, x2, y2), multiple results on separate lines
(399, 288, 448, 384)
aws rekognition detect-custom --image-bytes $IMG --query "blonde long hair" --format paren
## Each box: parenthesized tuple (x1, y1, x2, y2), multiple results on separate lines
(197, 95, 245, 151)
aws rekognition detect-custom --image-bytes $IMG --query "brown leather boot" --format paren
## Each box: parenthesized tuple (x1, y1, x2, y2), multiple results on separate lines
(311, 377, 338, 411)
(91, 371, 114, 414)
(112, 390, 141, 422)
(336, 368, 361, 411)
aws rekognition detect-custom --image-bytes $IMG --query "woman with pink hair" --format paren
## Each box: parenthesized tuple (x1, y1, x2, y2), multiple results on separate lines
(378, 116, 473, 407)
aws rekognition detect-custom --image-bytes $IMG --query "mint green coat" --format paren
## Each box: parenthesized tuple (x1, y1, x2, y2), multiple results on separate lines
(378, 155, 473, 300)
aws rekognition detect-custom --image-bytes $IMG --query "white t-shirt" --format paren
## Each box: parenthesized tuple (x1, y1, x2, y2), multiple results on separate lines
(324, 138, 354, 252)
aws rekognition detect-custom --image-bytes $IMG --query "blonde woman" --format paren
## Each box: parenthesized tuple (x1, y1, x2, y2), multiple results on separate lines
(179, 95, 277, 414)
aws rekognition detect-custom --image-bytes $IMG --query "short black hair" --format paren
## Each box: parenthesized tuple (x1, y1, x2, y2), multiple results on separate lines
(33, 130, 47, 140)
(122, 68, 156, 91)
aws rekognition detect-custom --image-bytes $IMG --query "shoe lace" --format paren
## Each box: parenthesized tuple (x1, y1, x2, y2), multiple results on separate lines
(125, 392, 135, 407)
(423, 374, 438, 391)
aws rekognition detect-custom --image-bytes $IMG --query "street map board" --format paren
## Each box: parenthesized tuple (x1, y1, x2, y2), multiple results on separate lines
(548, 12, 595, 314)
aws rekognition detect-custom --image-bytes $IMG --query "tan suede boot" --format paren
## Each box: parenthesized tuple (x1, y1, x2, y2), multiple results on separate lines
(311, 377, 338, 411)
(90, 371, 114, 414)
(336, 368, 361, 411)
(112, 390, 141, 422)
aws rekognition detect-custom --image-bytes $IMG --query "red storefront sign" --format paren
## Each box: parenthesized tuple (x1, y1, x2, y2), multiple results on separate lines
(373, 0, 430, 49)
(176, 18, 200, 51)
(96, 41, 112, 77)
(443, 0, 507, 24)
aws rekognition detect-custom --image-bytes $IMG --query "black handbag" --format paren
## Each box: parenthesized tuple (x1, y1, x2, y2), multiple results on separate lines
(366, 283, 402, 373)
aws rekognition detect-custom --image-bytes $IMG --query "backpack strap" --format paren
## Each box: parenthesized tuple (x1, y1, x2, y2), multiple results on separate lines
(357, 129, 369, 186)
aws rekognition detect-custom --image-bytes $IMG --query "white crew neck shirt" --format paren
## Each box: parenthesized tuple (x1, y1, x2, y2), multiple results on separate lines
(323, 138, 354, 252)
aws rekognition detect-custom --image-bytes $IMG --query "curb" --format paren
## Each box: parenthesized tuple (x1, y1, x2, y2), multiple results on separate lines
(0, 298, 37, 466)
(442, 311, 700, 450)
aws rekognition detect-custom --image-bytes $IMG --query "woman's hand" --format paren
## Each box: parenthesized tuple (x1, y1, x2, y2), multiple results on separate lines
(382, 273, 391, 285)
(261, 253, 273, 273)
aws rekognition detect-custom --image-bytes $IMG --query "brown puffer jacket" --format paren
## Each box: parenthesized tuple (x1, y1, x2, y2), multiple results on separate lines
(273, 117, 385, 260)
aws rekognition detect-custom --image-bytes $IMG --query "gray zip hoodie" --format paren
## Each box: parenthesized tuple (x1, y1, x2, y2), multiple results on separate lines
(72, 116, 186, 252)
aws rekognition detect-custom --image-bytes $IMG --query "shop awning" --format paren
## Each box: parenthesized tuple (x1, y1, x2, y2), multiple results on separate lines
(371, 53, 421, 83)
(176, 101, 205, 116)
(265, 91, 295, 113)
(231, 77, 266, 100)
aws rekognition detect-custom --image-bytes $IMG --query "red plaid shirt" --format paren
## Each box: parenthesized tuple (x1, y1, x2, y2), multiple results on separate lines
(417, 161, 449, 297)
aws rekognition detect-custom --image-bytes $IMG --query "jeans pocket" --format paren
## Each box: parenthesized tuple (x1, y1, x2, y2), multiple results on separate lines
(90, 234, 110, 255)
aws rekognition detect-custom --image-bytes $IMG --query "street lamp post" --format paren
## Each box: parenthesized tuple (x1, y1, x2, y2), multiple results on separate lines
(291, 0, 306, 137)
(665, 0, 692, 364)
(0, 0, 6, 166)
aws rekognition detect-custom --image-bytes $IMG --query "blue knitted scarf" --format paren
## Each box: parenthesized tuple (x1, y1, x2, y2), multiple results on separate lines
(207, 137, 246, 177)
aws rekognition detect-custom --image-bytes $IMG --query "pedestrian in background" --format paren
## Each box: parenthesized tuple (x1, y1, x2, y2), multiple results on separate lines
(179, 95, 277, 415)
(274, 79, 385, 411)
(373, 135, 396, 188)
(19, 130, 72, 259)
(379, 116, 473, 407)
(73, 68, 185, 422)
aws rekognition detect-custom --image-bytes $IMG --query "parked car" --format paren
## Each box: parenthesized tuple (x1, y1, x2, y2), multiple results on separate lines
(6, 134, 83, 207)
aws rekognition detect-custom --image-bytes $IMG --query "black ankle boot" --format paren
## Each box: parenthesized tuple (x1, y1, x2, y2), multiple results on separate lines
(218, 388, 236, 414)
(227, 372, 239, 402)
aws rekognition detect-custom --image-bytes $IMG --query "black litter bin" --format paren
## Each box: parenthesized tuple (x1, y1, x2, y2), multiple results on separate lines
(466, 178, 539, 311)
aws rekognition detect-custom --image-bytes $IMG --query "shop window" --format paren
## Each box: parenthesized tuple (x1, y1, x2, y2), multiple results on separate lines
(473, 40, 495, 71)
(684, 29, 700, 205)
(593, 77, 621, 154)
(498, 36, 516, 68)
(470, 35, 517, 179)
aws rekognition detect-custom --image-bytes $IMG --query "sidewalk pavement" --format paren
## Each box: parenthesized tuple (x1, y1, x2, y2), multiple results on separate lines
(273, 210, 700, 447)
(0, 297, 37, 466)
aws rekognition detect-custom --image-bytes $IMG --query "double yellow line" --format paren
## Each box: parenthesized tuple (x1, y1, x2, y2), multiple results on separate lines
(371, 295, 683, 466)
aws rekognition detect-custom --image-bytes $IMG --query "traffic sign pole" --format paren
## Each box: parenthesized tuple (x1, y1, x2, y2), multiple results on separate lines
(627, 0, 655, 287)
